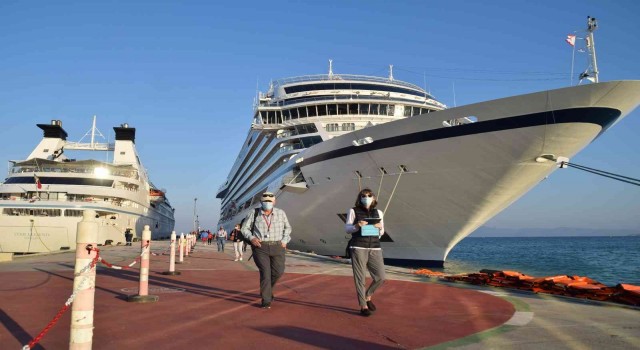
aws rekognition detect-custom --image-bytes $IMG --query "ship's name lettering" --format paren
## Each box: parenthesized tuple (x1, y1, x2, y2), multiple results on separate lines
(15, 232, 51, 237)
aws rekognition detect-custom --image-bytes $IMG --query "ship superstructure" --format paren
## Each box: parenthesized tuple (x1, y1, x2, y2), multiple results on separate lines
(0, 118, 175, 253)
(217, 63, 446, 222)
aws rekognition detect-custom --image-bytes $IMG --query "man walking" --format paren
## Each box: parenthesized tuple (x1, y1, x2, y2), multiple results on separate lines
(216, 226, 227, 252)
(124, 228, 133, 246)
(241, 192, 291, 309)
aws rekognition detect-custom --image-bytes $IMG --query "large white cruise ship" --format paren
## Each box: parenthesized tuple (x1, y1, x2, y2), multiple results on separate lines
(217, 21, 640, 267)
(0, 118, 175, 253)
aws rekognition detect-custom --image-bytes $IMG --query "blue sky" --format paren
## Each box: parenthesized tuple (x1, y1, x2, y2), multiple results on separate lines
(1, 1, 639, 234)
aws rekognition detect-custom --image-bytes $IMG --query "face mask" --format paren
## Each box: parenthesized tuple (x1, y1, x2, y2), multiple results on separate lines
(261, 202, 273, 211)
(360, 197, 373, 206)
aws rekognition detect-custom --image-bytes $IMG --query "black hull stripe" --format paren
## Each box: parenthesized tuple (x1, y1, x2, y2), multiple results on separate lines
(301, 107, 621, 167)
(383, 258, 444, 268)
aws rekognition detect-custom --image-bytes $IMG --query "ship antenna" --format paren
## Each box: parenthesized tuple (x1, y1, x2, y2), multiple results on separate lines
(74, 115, 107, 151)
(90, 115, 97, 148)
(389, 64, 394, 81)
(452, 81, 457, 107)
(586, 16, 598, 83)
(255, 76, 259, 107)
(328, 59, 333, 78)
(423, 71, 427, 100)
(579, 16, 599, 84)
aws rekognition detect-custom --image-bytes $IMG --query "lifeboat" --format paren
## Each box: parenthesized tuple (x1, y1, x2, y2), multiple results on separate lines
(150, 189, 164, 196)
(149, 189, 165, 202)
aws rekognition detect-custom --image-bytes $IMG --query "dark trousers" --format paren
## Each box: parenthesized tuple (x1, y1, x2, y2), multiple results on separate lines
(252, 243, 286, 303)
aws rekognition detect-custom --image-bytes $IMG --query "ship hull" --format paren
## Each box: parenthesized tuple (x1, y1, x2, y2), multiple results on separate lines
(223, 81, 640, 266)
(0, 201, 174, 253)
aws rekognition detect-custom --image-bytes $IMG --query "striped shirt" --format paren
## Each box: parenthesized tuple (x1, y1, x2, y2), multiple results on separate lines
(241, 207, 292, 244)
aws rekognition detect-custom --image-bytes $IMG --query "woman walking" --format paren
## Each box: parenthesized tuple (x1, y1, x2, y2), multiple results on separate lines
(345, 188, 386, 317)
(230, 224, 244, 261)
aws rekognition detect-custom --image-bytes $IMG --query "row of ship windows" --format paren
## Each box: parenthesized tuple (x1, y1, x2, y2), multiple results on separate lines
(259, 104, 431, 124)
(4, 208, 87, 217)
(4, 177, 115, 187)
(325, 123, 355, 132)
(11, 166, 139, 179)
(1, 192, 142, 209)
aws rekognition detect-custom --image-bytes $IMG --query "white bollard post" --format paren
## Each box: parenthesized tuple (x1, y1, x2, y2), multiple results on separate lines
(162, 231, 180, 275)
(178, 232, 184, 264)
(127, 225, 158, 303)
(185, 234, 190, 257)
(70, 210, 98, 350)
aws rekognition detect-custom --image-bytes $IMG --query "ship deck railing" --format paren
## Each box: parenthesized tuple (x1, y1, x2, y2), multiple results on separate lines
(9, 166, 139, 180)
(274, 74, 423, 91)
(0, 196, 138, 208)
(261, 93, 440, 108)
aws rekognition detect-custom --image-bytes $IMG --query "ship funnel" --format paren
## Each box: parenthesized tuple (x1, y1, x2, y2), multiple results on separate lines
(114, 124, 136, 143)
(37, 120, 68, 140)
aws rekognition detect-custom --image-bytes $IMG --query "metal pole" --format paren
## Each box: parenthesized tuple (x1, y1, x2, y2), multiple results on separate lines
(587, 16, 598, 83)
(69, 210, 98, 350)
(193, 198, 197, 233)
(570, 42, 575, 86)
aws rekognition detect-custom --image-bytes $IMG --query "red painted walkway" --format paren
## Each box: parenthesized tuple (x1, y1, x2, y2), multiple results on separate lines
(1, 246, 515, 349)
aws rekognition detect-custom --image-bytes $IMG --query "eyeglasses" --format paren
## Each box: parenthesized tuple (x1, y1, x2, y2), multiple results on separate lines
(361, 194, 373, 198)
(263, 194, 275, 197)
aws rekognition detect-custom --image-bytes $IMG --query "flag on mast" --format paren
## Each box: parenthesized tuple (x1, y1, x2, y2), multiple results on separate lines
(565, 34, 576, 47)
(34, 174, 42, 189)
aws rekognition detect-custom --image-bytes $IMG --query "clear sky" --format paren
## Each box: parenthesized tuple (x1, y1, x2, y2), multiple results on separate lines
(1, 0, 639, 234)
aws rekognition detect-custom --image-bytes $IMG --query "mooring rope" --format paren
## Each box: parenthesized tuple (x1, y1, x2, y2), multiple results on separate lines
(562, 161, 640, 187)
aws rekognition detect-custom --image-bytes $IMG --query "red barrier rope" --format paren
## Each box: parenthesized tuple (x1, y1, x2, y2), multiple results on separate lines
(97, 244, 148, 270)
(23, 244, 153, 349)
(25, 304, 70, 349)
(150, 244, 172, 256)
(23, 249, 100, 350)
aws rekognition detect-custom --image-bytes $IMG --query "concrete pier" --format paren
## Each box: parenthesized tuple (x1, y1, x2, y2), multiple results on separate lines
(1, 242, 638, 349)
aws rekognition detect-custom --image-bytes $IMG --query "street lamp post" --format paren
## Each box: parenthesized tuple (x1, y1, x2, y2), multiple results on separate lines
(193, 197, 198, 233)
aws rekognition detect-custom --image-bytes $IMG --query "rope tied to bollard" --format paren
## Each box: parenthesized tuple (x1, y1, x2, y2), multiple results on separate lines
(150, 243, 172, 256)
(22, 243, 152, 349)
(22, 247, 101, 350)
(98, 244, 150, 270)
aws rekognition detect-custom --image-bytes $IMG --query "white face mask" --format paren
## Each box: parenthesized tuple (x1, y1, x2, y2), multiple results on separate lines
(360, 196, 373, 207)
(261, 202, 273, 211)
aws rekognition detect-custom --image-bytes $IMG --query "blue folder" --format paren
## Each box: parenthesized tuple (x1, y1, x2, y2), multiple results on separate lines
(361, 224, 379, 237)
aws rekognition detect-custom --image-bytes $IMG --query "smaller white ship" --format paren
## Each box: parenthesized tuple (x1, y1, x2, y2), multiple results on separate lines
(0, 117, 175, 253)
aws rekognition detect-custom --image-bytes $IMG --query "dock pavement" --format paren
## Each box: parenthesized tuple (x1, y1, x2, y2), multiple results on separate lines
(1, 242, 638, 349)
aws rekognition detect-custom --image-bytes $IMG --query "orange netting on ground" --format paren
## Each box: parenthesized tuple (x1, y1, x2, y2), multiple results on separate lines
(412, 268, 640, 306)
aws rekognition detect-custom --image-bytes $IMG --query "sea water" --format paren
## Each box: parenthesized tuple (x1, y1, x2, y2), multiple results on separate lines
(444, 236, 640, 286)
